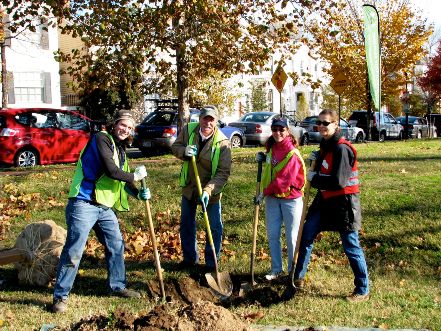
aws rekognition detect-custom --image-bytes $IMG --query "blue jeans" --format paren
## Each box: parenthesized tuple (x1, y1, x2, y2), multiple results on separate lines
(180, 196, 223, 268)
(53, 199, 126, 300)
(294, 208, 369, 295)
(265, 196, 303, 274)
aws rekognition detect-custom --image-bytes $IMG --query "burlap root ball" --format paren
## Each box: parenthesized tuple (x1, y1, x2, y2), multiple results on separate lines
(14, 220, 66, 287)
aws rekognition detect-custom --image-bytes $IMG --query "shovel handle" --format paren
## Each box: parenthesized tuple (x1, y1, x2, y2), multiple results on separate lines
(141, 176, 166, 301)
(250, 159, 263, 284)
(191, 156, 222, 286)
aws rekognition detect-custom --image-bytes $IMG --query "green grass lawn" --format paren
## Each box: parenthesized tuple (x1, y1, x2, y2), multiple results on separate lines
(1, 139, 440, 330)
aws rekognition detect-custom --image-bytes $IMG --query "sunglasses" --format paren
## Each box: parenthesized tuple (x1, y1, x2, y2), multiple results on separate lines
(271, 127, 286, 132)
(316, 120, 333, 126)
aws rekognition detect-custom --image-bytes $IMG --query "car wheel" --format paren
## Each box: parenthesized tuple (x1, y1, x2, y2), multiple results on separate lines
(355, 132, 364, 143)
(379, 131, 386, 142)
(398, 131, 404, 140)
(230, 135, 242, 148)
(417, 130, 422, 139)
(14, 148, 39, 167)
(300, 134, 309, 146)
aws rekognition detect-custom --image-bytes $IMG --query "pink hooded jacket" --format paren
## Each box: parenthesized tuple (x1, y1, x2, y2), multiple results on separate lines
(263, 137, 305, 199)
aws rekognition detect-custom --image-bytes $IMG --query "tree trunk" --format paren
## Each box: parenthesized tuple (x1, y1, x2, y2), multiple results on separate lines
(176, 44, 190, 133)
(1, 43, 7, 109)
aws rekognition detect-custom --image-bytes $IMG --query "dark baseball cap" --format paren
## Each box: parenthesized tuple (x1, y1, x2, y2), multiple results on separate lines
(271, 116, 289, 128)
(200, 106, 218, 120)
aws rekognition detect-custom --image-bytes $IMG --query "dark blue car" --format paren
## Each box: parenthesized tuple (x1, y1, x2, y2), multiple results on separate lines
(134, 109, 245, 156)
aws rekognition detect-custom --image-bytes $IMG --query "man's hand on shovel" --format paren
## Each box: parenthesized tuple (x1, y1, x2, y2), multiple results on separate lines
(201, 191, 209, 208)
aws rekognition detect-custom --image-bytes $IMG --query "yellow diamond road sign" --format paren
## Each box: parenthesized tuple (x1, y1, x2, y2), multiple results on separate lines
(330, 72, 349, 95)
(272, 65, 288, 93)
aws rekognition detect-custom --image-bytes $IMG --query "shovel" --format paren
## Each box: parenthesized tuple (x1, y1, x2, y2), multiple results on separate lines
(250, 155, 264, 286)
(141, 176, 166, 302)
(282, 157, 317, 301)
(191, 156, 233, 298)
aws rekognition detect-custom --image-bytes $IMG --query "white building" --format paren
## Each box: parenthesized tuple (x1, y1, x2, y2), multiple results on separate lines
(4, 16, 61, 108)
(231, 44, 328, 121)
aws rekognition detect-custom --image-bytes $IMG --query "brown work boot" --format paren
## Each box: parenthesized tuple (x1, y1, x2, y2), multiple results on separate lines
(346, 291, 370, 303)
(52, 298, 68, 313)
(294, 278, 305, 290)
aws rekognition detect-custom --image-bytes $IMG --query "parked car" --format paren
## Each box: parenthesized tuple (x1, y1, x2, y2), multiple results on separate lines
(228, 112, 308, 146)
(395, 116, 437, 139)
(134, 109, 246, 156)
(0, 108, 94, 167)
(300, 115, 365, 143)
(425, 114, 440, 138)
(348, 110, 404, 141)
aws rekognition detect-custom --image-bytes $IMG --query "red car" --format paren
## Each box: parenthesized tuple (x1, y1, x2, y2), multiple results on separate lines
(0, 108, 94, 167)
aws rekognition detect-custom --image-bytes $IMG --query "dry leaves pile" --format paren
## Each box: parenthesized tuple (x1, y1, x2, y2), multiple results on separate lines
(84, 209, 245, 263)
(0, 183, 65, 242)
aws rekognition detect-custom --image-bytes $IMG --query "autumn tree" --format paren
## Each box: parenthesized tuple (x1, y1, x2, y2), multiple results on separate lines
(290, 0, 432, 114)
(250, 79, 269, 113)
(189, 70, 243, 117)
(25, 0, 311, 130)
(418, 41, 441, 113)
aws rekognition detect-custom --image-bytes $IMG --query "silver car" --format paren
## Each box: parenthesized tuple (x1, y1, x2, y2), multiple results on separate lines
(301, 115, 365, 143)
(228, 112, 308, 146)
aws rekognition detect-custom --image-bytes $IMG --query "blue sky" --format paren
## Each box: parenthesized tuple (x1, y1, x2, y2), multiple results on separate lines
(410, 0, 441, 30)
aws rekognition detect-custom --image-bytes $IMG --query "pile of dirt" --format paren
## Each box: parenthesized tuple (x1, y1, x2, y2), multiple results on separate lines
(65, 301, 252, 331)
(146, 276, 219, 305)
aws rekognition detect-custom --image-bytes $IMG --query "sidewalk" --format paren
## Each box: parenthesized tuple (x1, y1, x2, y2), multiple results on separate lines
(253, 326, 428, 331)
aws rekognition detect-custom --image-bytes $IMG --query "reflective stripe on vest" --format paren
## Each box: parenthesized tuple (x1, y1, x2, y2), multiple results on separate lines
(69, 131, 130, 211)
(319, 138, 359, 199)
(179, 122, 227, 187)
(261, 147, 306, 198)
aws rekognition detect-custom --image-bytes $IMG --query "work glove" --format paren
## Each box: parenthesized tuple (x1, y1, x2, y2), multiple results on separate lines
(138, 187, 151, 201)
(256, 152, 266, 163)
(253, 192, 264, 205)
(184, 145, 198, 157)
(308, 151, 320, 162)
(133, 165, 147, 181)
(307, 171, 317, 182)
(201, 191, 209, 208)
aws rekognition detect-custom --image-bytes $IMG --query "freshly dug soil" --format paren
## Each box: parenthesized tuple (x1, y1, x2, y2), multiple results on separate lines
(66, 301, 252, 331)
(57, 274, 292, 330)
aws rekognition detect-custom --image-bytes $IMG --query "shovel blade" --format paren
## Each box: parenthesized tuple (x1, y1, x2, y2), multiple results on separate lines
(205, 271, 233, 298)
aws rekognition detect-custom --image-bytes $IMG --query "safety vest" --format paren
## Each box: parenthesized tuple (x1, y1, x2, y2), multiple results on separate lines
(69, 131, 130, 211)
(179, 122, 228, 187)
(319, 138, 359, 199)
(261, 147, 306, 198)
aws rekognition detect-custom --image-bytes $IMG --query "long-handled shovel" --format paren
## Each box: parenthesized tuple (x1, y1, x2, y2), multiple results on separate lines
(141, 176, 166, 302)
(191, 156, 233, 298)
(282, 157, 317, 301)
(250, 155, 264, 286)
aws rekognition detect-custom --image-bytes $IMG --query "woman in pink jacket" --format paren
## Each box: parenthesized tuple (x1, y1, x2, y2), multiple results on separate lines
(256, 116, 306, 280)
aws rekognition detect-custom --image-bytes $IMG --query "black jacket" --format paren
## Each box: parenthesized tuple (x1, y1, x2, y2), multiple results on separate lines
(309, 133, 362, 231)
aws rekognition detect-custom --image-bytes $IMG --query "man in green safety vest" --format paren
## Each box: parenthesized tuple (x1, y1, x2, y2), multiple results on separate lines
(172, 106, 232, 272)
(52, 110, 150, 314)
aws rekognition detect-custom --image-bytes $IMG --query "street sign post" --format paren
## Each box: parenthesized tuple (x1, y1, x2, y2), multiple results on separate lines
(272, 64, 288, 116)
(330, 72, 349, 121)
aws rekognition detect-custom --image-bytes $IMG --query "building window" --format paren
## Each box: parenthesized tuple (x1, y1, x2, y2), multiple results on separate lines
(309, 92, 314, 110)
(14, 72, 43, 103)
(13, 72, 52, 104)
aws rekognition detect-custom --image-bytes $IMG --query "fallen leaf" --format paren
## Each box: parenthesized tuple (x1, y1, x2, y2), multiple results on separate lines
(242, 311, 264, 321)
